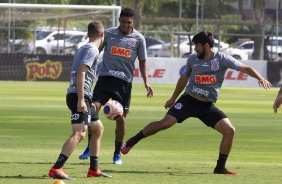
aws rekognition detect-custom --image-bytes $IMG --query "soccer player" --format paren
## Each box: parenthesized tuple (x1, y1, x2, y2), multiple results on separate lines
(273, 86, 282, 113)
(79, 8, 154, 164)
(48, 21, 112, 180)
(121, 31, 272, 174)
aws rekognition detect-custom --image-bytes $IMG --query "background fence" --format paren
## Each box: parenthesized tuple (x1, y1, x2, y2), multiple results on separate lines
(0, 0, 282, 61)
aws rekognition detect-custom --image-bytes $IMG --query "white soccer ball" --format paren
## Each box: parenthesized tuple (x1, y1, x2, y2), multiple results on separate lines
(103, 100, 124, 120)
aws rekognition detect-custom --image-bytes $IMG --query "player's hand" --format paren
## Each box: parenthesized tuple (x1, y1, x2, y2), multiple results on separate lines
(77, 100, 87, 112)
(164, 99, 175, 109)
(145, 83, 154, 98)
(258, 79, 272, 90)
(91, 103, 96, 111)
(273, 95, 282, 113)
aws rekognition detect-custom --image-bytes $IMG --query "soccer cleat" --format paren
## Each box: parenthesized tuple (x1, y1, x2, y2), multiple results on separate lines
(120, 139, 136, 155)
(87, 168, 112, 178)
(48, 167, 75, 180)
(113, 154, 122, 164)
(213, 167, 238, 175)
(79, 146, 90, 160)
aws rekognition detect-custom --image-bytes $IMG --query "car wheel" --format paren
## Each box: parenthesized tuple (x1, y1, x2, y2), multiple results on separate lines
(36, 48, 47, 55)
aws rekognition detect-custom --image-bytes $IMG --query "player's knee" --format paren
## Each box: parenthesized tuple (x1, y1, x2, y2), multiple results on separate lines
(159, 116, 176, 130)
(90, 120, 104, 136)
(73, 131, 86, 142)
(225, 126, 235, 137)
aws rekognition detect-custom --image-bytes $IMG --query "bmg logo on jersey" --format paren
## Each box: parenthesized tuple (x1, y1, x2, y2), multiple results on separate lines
(111, 46, 131, 58)
(195, 75, 216, 84)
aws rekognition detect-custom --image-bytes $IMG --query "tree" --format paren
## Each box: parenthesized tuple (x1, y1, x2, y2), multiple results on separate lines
(238, 0, 265, 60)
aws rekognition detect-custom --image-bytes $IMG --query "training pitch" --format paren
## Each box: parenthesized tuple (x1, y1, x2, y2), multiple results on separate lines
(0, 81, 281, 184)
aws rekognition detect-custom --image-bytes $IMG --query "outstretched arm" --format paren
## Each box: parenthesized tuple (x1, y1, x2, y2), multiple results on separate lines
(139, 60, 153, 98)
(273, 87, 282, 113)
(165, 75, 190, 109)
(239, 64, 272, 90)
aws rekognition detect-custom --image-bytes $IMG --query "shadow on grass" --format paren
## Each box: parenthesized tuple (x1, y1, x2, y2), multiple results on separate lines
(0, 161, 52, 165)
(0, 161, 211, 180)
(0, 175, 46, 180)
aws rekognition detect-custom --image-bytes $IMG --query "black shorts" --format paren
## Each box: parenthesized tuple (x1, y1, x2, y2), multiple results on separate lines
(92, 76, 132, 113)
(66, 93, 99, 125)
(167, 93, 227, 128)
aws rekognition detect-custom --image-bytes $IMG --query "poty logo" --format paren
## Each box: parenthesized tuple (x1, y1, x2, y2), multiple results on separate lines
(111, 46, 131, 58)
(71, 114, 79, 120)
(26, 60, 62, 81)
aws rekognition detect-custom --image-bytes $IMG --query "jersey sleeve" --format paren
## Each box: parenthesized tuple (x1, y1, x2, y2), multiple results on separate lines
(137, 35, 147, 61)
(184, 55, 193, 77)
(223, 54, 243, 71)
(81, 47, 98, 68)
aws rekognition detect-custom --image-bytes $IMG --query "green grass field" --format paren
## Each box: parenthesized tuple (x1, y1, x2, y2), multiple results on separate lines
(0, 81, 281, 184)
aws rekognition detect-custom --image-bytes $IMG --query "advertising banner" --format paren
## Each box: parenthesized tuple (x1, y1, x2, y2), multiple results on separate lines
(0, 54, 274, 87)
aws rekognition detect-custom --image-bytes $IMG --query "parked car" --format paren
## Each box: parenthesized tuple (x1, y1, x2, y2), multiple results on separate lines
(19, 30, 87, 55)
(51, 32, 88, 55)
(144, 36, 165, 48)
(230, 40, 254, 59)
(147, 44, 163, 57)
(1, 39, 26, 53)
(231, 37, 282, 61)
(149, 38, 248, 60)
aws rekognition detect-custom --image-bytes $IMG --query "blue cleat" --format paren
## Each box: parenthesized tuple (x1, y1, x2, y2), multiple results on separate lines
(113, 154, 122, 165)
(79, 146, 90, 160)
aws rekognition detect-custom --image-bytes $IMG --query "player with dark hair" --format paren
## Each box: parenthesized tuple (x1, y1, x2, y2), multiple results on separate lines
(273, 86, 282, 113)
(121, 31, 272, 174)
(48, 21, 112, 180)
(79, 7, 154, 164)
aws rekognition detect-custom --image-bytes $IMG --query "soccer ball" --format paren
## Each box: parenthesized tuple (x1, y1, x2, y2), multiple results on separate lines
(103, 100, 124, 120)
(53, 180, 65, 184)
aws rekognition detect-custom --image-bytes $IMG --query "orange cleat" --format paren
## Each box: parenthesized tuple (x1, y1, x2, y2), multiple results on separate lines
(214, 167, 238, 175)
(87, 168, 112, 178)
(48, 167, 75, 180)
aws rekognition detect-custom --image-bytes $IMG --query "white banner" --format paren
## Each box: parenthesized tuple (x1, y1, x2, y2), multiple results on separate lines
(133, 57, 267, 87)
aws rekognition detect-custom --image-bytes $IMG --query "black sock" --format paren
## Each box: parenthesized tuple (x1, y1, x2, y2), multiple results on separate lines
(90, 156, 99, 171)
(53, 154, 68, 169)
(215, 153, 228, 169)
(125, 130, 145, 148)
(114, 141, 122, 154)
(132, 130, 145, 143)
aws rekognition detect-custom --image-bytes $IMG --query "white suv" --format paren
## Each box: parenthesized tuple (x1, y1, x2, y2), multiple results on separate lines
(232, 37, 282, 61)
(155, 38, 248, 60)
(51, 32, 88, 55)
(19, 30, 86, 55)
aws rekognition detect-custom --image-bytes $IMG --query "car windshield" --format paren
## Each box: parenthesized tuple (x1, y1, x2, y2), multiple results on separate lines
(267, 40, 282, 46)
(230, 41, 245, 47)
(36, 31, 53, 40)
(67, 34, 87, 44)
(145, 36, 165, 48)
